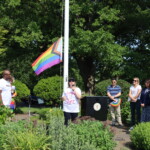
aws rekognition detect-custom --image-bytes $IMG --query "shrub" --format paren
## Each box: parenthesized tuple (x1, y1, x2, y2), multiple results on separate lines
(0, 105, 14, 124)
(46, 109, 115, 150)
(95, 79, 131, 123)
(130, 122, 150, 150)
(0, 120, 50, 150)
(33, 75, 63, 106)
(13, 80, 30, 102)
(38, 107, 63, 120)
(72, 121, 115, 150)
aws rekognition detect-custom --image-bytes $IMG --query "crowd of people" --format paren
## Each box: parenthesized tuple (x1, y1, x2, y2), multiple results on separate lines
(62, 77, 150, 129)
(107, 77, 150, 131)
(0, 69, 150, 129)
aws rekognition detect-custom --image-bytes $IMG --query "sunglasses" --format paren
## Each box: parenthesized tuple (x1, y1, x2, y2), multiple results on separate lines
(133, 80, 138, 82)
(4, 73, 11, 75)
(69, 79, 75, 82)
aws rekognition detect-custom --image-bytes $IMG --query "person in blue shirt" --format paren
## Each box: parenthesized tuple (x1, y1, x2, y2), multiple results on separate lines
(107, 78, 123, 126)
(141, 79, 150, 122)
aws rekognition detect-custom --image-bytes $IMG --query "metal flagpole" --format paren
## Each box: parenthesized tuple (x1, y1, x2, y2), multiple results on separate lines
(63, 0, 69, 91)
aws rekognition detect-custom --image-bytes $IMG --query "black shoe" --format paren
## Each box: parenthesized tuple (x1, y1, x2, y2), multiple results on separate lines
(110, 123, 115, 126)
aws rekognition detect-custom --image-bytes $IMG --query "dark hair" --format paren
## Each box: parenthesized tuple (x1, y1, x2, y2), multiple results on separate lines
(111, 78, 117, 81)
(145, 79, 150, 88)
(69, 78, 76, 82)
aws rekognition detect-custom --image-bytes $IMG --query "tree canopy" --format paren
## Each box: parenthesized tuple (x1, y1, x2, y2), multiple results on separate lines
(0, 0, 149, 92)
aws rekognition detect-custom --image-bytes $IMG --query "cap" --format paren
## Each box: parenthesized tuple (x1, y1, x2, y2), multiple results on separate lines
(69, 78, 76, 82)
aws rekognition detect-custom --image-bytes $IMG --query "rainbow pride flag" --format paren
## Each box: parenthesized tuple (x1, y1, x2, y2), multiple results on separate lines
(32, 37, 62, 75)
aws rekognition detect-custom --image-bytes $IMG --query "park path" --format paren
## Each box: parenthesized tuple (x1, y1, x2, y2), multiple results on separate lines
(13, 114, 132, 150)
(112, 125, 132, 150)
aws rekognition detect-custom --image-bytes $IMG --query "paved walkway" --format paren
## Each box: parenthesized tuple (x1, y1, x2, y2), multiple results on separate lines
(102, 120, 132, 150)
(112, 125, 132, 150)
(12, 114, 35, 121)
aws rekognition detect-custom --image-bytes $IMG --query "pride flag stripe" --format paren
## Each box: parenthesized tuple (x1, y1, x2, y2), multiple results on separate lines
(35, 59, 61, 75)
(34, 55, 60, 73)
(32, 37, 62, 75)
(32, 53, 55, 70)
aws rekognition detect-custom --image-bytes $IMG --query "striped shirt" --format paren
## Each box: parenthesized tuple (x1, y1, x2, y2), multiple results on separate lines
(107, 85, 121, 101)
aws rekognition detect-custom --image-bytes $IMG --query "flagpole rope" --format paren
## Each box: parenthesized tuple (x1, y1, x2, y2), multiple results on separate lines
(61, 0, 64, 37)
(59, 0, 64, 109)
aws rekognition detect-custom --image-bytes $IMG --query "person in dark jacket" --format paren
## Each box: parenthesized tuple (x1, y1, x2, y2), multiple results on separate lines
(140, 79, 150, 122)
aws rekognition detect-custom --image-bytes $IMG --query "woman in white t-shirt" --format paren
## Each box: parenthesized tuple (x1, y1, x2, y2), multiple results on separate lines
(128, 77, 142, 130)
(62, 78, 81, 126)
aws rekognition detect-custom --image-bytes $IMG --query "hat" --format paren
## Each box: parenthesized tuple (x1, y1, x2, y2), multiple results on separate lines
(69, 78, 76, 82)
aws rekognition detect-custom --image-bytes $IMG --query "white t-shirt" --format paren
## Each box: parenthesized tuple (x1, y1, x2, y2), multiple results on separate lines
(62, 87, 81, 113)
(128, 85, 142, 102)
(0, 78, 12, 106)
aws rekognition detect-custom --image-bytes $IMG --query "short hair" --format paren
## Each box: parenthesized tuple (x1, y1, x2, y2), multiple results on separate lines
(145, 79, 150, 88)
(111, 78, 117, 81)
(2, 69, 11, 76)
(68, 78, 76, 82)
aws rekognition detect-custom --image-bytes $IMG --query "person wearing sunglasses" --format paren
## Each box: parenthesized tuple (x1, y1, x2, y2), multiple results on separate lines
(0, 70, 12, 107)
(128, 77, 142, 131)
(140, 79, 150, 122)
(107, 78, 123, 127)
(62, 78, 81, 126)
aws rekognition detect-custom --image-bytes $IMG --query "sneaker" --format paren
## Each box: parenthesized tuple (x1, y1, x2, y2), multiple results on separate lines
(118, 123, 123, 127)
(111, 122, 115, 126)
(129, 126, 134, 131)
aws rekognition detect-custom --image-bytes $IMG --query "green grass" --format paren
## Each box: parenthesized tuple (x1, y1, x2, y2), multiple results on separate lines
(15, 107, 51, 114)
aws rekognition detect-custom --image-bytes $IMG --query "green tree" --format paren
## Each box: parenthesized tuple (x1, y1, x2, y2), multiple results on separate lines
(0, 0, 149, 93)
(69, 1, 126, 92)
(112, 0, 150, 82)
(0, 26, 8, 73)
(0, 0, 63, 89)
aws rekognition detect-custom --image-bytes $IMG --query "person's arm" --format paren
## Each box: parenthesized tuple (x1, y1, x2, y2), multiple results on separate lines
(72, 87, 81, 99)
(107, 86, 114, 100)
(133, 88, 142, 99)
(61, 91, 67, 101)
(107, 92, 117, 102)
(140, 90, 145, 107)
(61, 96, 67, 101)
(129, 89, 136, 101)
(114, 92, 121, 98)
(0, 90, 3, 105)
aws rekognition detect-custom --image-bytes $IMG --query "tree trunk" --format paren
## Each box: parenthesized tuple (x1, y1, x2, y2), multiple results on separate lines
(74, 55, 95, 93)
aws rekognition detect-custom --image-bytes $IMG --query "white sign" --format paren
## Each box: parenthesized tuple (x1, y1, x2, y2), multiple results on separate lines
(93, 103, 101, 111)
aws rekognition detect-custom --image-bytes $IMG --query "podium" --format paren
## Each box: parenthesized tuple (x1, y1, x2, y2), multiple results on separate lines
(81, 96, 109, 121)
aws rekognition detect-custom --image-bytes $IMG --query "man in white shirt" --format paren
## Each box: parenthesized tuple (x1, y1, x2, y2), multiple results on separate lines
(0, 70, 12, 106)
(62, 78, 81, 125)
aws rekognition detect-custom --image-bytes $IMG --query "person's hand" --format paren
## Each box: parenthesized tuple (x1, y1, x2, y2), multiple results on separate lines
(109, 96, 114, 100)
(131, 98, 137, 102)
(113, 99, 117, 102)
(71, 86, 76, 91)
(111, 96, 114, 99)
(141, 104, 145, 107)
(61, 96, 67, 101)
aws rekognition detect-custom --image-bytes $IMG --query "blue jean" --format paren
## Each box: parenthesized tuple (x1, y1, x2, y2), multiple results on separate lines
(130, 100, 141, 126)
